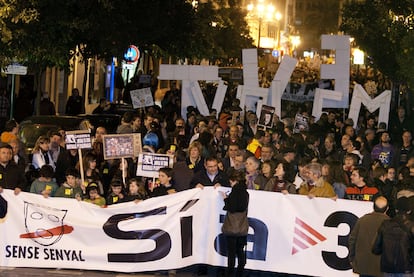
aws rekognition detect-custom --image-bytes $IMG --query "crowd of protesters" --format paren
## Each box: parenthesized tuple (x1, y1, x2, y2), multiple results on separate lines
(0, 80, 414, 276)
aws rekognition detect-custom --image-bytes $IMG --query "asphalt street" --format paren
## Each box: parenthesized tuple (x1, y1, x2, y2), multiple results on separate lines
(0, 266, 193, 277)
(0, 266, 297, 276)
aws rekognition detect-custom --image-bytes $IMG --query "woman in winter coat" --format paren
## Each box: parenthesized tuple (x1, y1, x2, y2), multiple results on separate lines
(220, 170, 249, 277)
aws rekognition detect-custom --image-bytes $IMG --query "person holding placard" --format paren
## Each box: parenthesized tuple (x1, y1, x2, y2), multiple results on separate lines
(149, 167, 176, 198)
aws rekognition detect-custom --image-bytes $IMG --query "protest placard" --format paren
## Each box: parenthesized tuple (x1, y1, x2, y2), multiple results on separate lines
(65, 130, 92, 150)
(130, 87, 154, 109)
(102, 133, 142, 160)
(258, 104, 276, 129)
(293, 113, 309, 134)
(136, 153, 174, 178)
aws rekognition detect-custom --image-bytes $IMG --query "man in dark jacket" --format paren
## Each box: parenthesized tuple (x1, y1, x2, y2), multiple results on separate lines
(349, 196, 389, 277)
(372, 196, 414, 276)
(39, 93, 56, 115)
(191, 156, 229, 275)
(393, 130, 414, 168)
(0, 143, 26, 194)
(65, 88, 84, 115)
(190, 156, 229, 189)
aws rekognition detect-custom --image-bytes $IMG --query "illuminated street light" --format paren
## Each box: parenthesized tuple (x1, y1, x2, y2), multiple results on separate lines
(246, 1, 282, 49)
(275, 12, 282, 49)
(290, 35, 300, 56)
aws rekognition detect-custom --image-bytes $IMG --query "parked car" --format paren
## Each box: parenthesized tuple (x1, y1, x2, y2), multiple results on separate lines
(79, 114, 121, 134)
(18, 114, 121, 155)
(18, 116, 89, 155)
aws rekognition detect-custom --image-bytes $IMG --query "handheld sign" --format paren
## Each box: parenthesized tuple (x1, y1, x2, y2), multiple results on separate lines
(65, 130, 92, 150)
(293, 113, 309, 134)
(136, 153, 174, 178)
(130, 87, 154, 109)
(102, 133, 142, 160)
(65, 130, 92, 190)
(258, 105, 276, 129)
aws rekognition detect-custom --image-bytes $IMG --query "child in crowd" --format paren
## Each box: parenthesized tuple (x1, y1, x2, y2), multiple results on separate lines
(149, 167, 176, 198)
(108, 158, 132, 186)
(124, 178, 148, 202)
(343, 153, 359, 185)
(81, 152, 104, 196)
(106, 179, 126, 205)
(54, 168, 83, 200)
(83, 182, 106, 207)
(30, 164, 58, 197)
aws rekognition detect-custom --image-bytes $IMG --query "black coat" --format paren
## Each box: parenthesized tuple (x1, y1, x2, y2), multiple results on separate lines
(190, 169, 230, 188)
(172, 161, 194, 191)
(224, 183, 249, 213)
(0, 161, 27, 190)
(372, 215, 414, 274)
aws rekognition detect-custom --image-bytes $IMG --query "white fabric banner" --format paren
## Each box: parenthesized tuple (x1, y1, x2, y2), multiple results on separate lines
(0, 188, 371, 276)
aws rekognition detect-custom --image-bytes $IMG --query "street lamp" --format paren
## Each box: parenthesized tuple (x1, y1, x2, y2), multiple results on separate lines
(246, 1, 282, 49)
(275, 12, 282, 49)
(247, 3, 261, 48)
(290, 35, 300, 57)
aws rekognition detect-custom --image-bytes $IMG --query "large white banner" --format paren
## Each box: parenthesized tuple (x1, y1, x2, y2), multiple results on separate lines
(0, 188, 371, 276)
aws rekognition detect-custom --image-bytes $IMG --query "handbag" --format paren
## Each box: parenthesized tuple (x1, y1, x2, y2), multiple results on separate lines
(221, 210, 249, 236)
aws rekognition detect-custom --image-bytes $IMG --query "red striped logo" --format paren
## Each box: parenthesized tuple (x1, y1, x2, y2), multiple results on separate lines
(292, 217, 326, 255)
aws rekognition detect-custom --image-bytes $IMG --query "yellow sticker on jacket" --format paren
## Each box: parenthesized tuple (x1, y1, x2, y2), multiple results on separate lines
(65, 188, 72, 195)
(45, 185, 52, 191)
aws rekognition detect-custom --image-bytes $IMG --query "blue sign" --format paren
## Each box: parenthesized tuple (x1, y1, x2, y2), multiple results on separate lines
(124, 45, 140, 63)
(272, 50, 279, 57)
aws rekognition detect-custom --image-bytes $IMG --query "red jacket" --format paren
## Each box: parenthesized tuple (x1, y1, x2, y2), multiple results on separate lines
(345, 185, 379, 201)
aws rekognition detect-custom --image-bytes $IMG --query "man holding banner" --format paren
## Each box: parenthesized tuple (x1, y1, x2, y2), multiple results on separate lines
(0, 143, 26, 195)
(190, 157, 229, 189)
